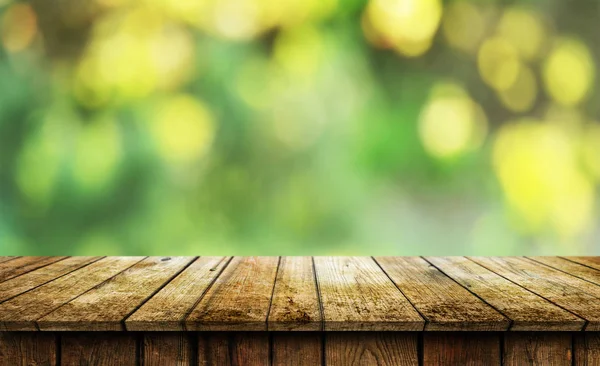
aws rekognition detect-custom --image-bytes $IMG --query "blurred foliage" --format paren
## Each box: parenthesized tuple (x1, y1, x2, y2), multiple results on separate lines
(0, 0, 599, 255)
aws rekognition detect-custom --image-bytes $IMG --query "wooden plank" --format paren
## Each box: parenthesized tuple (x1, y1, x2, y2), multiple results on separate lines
(198, 332, 269, 365)
(0, 256, 102, 303)
(565, 256, 600, 271)
(0, 256, 66, 283)
(426, 257, 584, 331)
(268, 256, 321, 331)
(186, 256, 279, 331)
(530, 256, 600, 285)
(61, 333, 136, 365)
(272, 333, 322, 366)
(423, 333, 500, 365)
(471, 257, 600, 331)
(574, 333, 600, 366)
(376, 257, 508, 331)
(0, 257, 18, 264)
(38, 256, 194, 331)
(314, 257, 423, 331)
(504, 333, 572, 366)
(0, 256, 144, 331)
(144, 333, 192, 366)
(126, 256, 229, 331)
(0, 332, 57, 365)
(326, 332, 418, 366)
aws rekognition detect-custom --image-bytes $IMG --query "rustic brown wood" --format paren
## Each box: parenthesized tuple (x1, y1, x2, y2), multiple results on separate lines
(0, 257, 18, 264)
(268, 256, 321, 331)
(423, 333, 500, 365)
(143, 333, 192, 366)
(0, 256, 66, 283)
(565, 257, 600, 272)
(471, 257, 600, 331)
(504, 333, 572, 365)
(376, 257, 508, 331)
(315, 257, 423, 331)
(0, 256, 101, 303)
(530, 256, 600, 285)
(426, 257, 584, 331)
(186, 257, 280, 331)
(198, 332, 270, 365)
(326, 332, 418, 366)
(272, 333, 322, 366)
(127, 256, 230, 331)
(0, 256, 145, 331)
(574, 333, 600, 365)
(38, 256, 194, 331)
(0, 332, 56, 365)
(62, 333, 137, 365)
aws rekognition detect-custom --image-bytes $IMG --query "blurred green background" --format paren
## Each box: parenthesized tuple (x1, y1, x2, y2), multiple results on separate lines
(1, 0, 599, 255)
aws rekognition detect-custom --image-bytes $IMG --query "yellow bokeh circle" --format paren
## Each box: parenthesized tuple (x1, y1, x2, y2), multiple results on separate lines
(542, 37, 595, 106)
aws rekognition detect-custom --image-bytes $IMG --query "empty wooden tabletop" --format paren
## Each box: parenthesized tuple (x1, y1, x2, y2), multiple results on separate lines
(0, 256, 596, 331)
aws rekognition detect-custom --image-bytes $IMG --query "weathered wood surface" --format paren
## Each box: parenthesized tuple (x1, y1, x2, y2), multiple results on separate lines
(0, 256, 145, 331)
(423, 333, 500, 365)
(126, 256, 229, 331)
(0, 256, 600, 331)
(0, 332, 56, 365)
(376, 257, 508, 331)
(325, 332, 418, 365)
(143, 333, 192, 366)
(426, 256, 584, 331)
(38, 256, 193, 331)
(503, 332, 572, 366)
(186, 256, 279, 331)
(315, 256, 423, 331)
(471, 256, 600, 331)
(61, 333, 137, 365)
(198, 332, 270, 365)
(268, 256, 321, 331)
(272, 333, 322, 366)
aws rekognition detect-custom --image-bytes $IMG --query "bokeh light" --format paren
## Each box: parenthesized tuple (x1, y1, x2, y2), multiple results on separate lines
(418, 83, 487, 159)
(364, 0, 442, 57)
(542, 37, 595, 106)
(493, 120, 594, 239)
(149, 95, 215, 164)
(477, 37, 521, 91)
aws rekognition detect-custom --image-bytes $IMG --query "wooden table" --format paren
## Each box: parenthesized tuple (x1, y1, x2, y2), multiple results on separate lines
(0, 256, 599, 365)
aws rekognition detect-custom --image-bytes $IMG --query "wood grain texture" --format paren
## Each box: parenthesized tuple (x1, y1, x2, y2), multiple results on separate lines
(0, 256, 101, 303)
(61, 333, 137, 366)
(532, 257, 600, 286)
(471, 257, 600, 331)
(198, 332, 269, 366)
(574, 333, 600, 366)
(326, 332, 418, 366)
(504, 333, 572, 366)
(0, 256, 144, 331)
(126, 256, 229, 331)
(186, 257, 279, 331)
(0, 256, 66, 283)
(268, 256, 321, 331)
(0, 257, 18, 264)
(38, 256, 194, 331)
(423, 333, 500, 366)
(315, 257, 423, 331)
(0, 332, 56, 366)
(426, 257, 584, 331)
(565, 257, 600, 272)
(376, 257, 508, 331)
(143, 333, 192, 366)
(272, 333, 322, 366)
